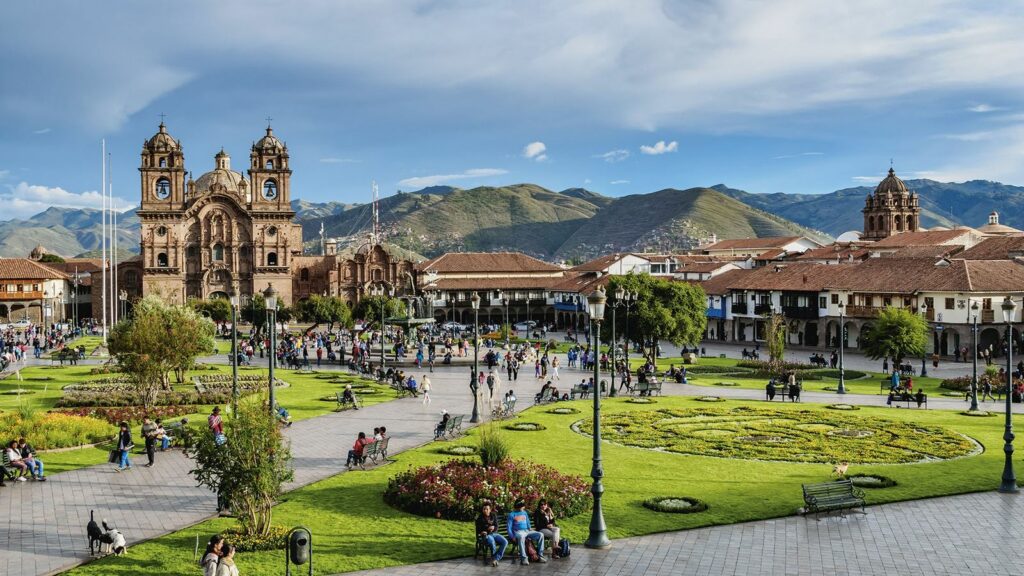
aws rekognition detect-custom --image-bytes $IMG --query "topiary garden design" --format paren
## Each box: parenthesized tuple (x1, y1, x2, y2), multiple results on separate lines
(575, 406, 978, 464)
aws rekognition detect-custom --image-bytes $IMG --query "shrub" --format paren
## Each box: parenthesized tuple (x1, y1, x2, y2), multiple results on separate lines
(847, 474, 897, 488)
(0, 412, 114, 449)
(478, 424, 509, 467)
(52, 405, 199, 425)
(56, 389, 231, 408)
(383, 459, 590, 520)
(222, 524, 289, 552)
(642, 496, 708, 514)
(684, 365, 751, 375)
(737, 360, 815, 371)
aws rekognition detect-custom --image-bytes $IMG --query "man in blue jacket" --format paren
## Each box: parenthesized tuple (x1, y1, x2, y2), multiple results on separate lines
(506, 500, 546, 565)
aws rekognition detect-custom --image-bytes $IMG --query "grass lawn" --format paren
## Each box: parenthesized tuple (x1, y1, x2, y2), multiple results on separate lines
(630, 355, 952, 397)
(0, 363, 394, 475)
(66, 395, 1008, 575)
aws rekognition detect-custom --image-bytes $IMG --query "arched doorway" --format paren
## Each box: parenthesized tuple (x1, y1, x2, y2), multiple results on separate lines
(979, 327, 1002, 355)
(209, 291, 229, 300)
(804, 321, 819, 347)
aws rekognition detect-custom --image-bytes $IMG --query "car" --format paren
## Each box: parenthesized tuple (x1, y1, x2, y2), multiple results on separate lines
(10, 319, 32, 329)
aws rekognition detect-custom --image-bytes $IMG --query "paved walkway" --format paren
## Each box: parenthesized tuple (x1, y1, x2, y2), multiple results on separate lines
(0, 363, 500, 576)
(347, 490, 1023, 576)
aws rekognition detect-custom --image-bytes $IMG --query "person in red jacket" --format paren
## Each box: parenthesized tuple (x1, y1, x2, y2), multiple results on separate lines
(345, 431, 373, 470)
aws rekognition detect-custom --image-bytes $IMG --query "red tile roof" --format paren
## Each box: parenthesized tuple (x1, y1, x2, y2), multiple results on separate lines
(427, 277, 566, 291)
(417, 252, 561, 273)
(958, 236, 1024, 260)
(571, 253, 632, 272)
(0, 258, 69, 280)
(870, 229, 974, 247)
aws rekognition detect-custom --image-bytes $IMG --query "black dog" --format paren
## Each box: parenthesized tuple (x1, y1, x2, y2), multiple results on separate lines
(86, 510, 103, 556)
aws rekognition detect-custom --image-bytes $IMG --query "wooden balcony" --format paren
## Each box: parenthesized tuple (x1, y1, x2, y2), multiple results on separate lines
(0, 290, 44, 301)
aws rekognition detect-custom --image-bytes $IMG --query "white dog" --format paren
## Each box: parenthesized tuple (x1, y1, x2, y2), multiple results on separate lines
(99, 521, 128, 556)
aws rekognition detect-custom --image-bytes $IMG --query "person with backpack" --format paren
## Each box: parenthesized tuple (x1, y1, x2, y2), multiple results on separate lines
(534, 499, 563, 559)
(507, 500, 546, 565)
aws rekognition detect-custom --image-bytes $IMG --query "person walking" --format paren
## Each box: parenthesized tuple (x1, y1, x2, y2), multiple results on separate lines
(115, 421, 133, 472)
(209, 407, 226, 445)
(141, 417, 158, 467)
(551, 355, 560, 380)
(421, 374, 432, 406)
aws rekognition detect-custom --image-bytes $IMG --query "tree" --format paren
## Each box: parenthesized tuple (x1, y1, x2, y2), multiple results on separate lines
(604, 274, 707, 361)
(295, 295, 352, 331)
(353, 295, 404, 327)
(190, 298, 231, 323)
(185, 395, 293, 538)
(861, 306, 928, 366)
(38, 253, 66, 264)
(108, 296, 216, 407)
(765, 312, 787, 364)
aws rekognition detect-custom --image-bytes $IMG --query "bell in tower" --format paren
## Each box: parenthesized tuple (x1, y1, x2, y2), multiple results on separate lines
(249, 122, 291, 209)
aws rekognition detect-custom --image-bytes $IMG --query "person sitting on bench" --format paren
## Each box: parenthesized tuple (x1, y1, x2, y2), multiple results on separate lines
(506, 500, 546, 565)
(435, 410, 451, 438)
(915, 388, 926, 408)
(275, 404, 293, 427)
(342, 384, 359, 410)
(477, 501, 507, 566)
(766, 379, 777, 401)
(345, 431, 372, 470)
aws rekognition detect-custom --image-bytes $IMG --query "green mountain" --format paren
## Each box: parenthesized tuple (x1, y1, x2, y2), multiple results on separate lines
(552, 187, 830, 259)
(714, 179, 1024, 236)
(0, 207, 140, 259)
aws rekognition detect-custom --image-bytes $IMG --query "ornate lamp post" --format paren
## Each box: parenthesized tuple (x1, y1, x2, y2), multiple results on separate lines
(837, 302, 847, 394)
(999, 296, 1018, 493)
(370, 285, 393, 370)
(498, 290, 509, 348)
(622, 291, 637, 368)
(969, 301, 980, 411)
(585, 286, 610, 549)
(118, 290, 128, 319)
(263, 284, 279, 416)
(469, 292, 481, 423)
(229, 287, 240, 416)
(608, 286, 627, 398)
(919, 303, 929, 378)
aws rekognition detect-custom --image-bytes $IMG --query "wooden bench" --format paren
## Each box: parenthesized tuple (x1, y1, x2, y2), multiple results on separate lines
(358, 437, 390, 468)
(888, 392, 928, 409)
(802, 479, 865, 518)
(569, 386, 589, 400)
(336, 391, 359, 410)
(765, 385, 794, 401)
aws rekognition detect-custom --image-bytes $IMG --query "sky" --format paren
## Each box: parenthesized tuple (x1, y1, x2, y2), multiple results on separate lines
(3, 0, 1024, 220)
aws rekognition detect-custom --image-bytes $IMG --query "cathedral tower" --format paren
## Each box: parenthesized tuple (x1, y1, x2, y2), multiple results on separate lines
(862, 167, 920, 241)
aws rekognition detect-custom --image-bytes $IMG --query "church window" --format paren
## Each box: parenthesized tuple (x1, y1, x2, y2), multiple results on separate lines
(155, 177, 171, 200)
(894, 215, 903, 231)
(124, 270, 138, 286)
(157, 253, 168, 267)
(159, 157, 167, 168)
(372, 268, 382, 281)
(239, 245, 250, 258)
(867, 216, 874, 231)
(265, 160, 274, 169)
(213, 244, 224, 261)
(300, 268, 309, 281)
(187, 245, 198, 259)
(267, 252, 278, 266)
(266, 226, 277, 237)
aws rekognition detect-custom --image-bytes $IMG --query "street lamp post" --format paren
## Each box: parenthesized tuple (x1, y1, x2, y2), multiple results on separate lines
(623, 291, 636, 368)
(609, 287, 626, 398)
(837, 302, 847, 394)
(999, 296, 1018, 493)
(969, 302, 980, 411)
(470, 292, 481, 423)
(229, 287, 240, 416)
(499, 291, 509, 348)
(919, 304, 929, 378)
(118, 290, 127, 320)
(263, 284, 279, 416)
(370, 285, 392, 370)
(585, 286, 610, 549)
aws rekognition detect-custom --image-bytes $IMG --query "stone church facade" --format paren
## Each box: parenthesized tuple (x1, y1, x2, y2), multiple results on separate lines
(109, 123, 414, 314)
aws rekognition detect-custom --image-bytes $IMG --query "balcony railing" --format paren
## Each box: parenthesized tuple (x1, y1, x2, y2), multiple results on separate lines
(706, 307, 726, 319)
(982, 309, 995, 323)
(731, 302, 749, 315)
(781, 306, 819, 320)
(0, 290, 44, 301)
(754, 303, 772, 315)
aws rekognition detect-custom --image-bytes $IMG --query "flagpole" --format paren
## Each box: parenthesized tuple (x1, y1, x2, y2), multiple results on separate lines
(111, 170, 118, 325)
(101, 140, 108, 344)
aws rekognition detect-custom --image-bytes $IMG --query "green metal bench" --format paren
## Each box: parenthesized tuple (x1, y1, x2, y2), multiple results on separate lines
(802, 479, 865, 518)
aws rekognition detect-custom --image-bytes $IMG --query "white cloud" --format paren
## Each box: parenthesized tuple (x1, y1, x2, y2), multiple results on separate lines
(32, 128, 50, 134)
(0, 170, 9, 179)
(319, 157, 359, 164)
(595, 149, 629, 163)
(2, 182, 134, 220)
(610, 179, 630, 185)
(522, 141, 548, 162)
(583, 178, 592, 184)
(968, 104, 999, 113)
(640, 140, 678, 155)
(941, 131, 993, 142)
(773, 151, 824, 160)
(851, 175, 883, 183)
(398, 168, 508, 188)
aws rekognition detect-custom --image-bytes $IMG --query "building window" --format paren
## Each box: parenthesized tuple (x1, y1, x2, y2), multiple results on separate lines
(157, 253, 169, 267)
(983, 298, 992, 310)
(124, 270, 138, 286)
(945, 297, 955, 310)
(819, 296, 827, 309)
(883, 296, 892, 306)
(159, 157, 167, 168)
(267, 252, 278, 266)
(924, 296, 934, 310)
(300, 268, 309, 281)
(830, 294, 839, 304)
(213, 244, 224, 261)
(186, 245, 198, 259)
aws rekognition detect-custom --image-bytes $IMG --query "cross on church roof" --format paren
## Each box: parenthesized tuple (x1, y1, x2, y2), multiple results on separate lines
(265, 116, 273, 128)
(159, 112, 166, 123)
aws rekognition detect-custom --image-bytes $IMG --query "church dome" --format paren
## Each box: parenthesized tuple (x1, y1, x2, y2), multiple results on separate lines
(145, 122, 180, 152)
(194, 149, 245, 195)
(254, 126, 285, 152)
(874, 167, 909, 196)
(30, 244, 48, 260)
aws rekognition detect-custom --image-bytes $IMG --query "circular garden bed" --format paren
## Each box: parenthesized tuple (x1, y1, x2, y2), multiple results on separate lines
(626, 397, 657, 404)
(642, 496, 708, 514)
(696, 396, 725, 402)
(547, 407, 580, 415)
(826, 404, 859, 411)
(438, 444, 477, 456)
(383, 459, 590, 520)
(714, 382, 739, 387)
(847, 474, 897, 488)
(576, 406, 978, 464)
(960, 410, 996, 417)
(505, 422, 546, 431)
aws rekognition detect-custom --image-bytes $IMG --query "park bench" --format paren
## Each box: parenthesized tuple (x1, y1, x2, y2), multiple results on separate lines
(474, 514, 554, 563)
(390, 381, 415, 398)
(492, 398, 516, 419)
(358, 437, 390, 468)
(646, 381, 662, 396)
(631, 382, 649, 396)
(801, 479, 866, 518)
(448, 414, 464, 438)
(535, 388, 555, 404)
(1, 451, 20, 483)
(765, 385, 795, 401)
(336, 391, 359, 411)
(569, 385, 590, 400)
(888, 391, 928, 409)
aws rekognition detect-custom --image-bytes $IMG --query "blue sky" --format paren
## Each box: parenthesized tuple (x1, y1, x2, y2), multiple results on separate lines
(2, 0, 1024, 219)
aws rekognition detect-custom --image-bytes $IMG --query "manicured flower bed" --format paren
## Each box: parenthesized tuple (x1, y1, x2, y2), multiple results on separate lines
(547, 407, 581, 414)
(960, 411, 995, 417)
(53, 405, 199, 425)
(505, 422, 546, 431)
(847, 474, 897, 488)
(56, 389, 231, 408)
(222, 524, 289, 552)
(626, 397, 657, 404)
(642, 496, 708, 514)
(383, 459, 590, 520)
(714, 382, 740, 387)
(826, 404, 859, 411)
(577, 406, 977, 464)
(437, 445, 477, 456)
(696, 396, 725, 402)
(0, 412, 114, 449)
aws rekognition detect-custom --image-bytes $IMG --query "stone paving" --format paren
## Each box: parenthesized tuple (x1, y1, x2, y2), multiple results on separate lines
(346, 491, 1024, 576)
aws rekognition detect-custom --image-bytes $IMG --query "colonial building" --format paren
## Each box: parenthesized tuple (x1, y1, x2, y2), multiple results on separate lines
(0, 259, 68, 323)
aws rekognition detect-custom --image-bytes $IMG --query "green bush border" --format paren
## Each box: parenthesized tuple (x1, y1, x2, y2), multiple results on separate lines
(504, 422, 547, 431)
(847, 474, 897, 488)
(642, 496, 709, 514)
(222, 525, 288, 552)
